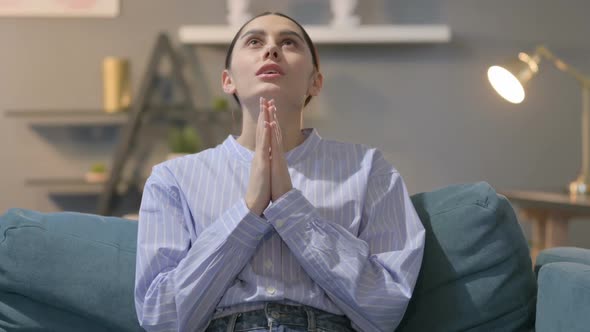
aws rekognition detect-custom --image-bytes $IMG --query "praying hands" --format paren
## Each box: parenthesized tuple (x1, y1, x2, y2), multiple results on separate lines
(244, 97, 294, 216)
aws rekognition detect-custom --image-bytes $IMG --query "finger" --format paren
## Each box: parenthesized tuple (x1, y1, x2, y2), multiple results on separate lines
(267, 99, 275, 118)
(256, 97, 270, 158)
(264, 104, 273, 155)
(269, 121, 276, 146)
(263, 120, 272, 158)
(257, 97, 265, 130)
(260, 96, 265, 111)
(265, 106, 278, 149)
(263, 100, 270, 123)
(270, 105, 278, 124)
(263, 101, 272, 152)
(260, 97, 269, 122)
(276, 117, 282, 142)
(268, 121, 280, 159)
(268, 122, 276, 165)
(269, 107, 283, 148)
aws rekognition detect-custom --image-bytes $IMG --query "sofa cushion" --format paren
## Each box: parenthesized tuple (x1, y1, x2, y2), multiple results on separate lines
(535, 247, 590, 275)
(536, 262, 590, 332)
(397, 182, 537, 332)
(0, 208, 144, 331)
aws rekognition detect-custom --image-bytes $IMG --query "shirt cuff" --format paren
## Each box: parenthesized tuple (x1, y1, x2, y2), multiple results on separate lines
(263, 189, 316, 234)
(230, 198, 273, 248)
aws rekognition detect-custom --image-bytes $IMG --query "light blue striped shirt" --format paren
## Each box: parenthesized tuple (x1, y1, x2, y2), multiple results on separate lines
(135, 128, 425, 332)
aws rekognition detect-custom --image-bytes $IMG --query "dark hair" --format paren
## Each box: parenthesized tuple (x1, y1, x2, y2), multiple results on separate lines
(224, 12, 320, 107)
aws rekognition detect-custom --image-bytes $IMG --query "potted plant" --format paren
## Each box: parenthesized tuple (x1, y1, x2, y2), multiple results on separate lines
(85, 162, 109, 183)
(212, 96, 230, 112)
(167, 125, 202, 160)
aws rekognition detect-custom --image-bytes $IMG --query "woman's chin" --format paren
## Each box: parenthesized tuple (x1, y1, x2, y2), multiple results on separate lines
(253, 85, 283, 98)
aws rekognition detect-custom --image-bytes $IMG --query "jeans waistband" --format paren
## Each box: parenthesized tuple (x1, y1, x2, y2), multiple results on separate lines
(205, 302, 353, 332)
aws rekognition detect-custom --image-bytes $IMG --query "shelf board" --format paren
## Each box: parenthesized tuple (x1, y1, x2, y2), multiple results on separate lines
(179, 24, 451, 45)
(4, 107, 238, 125)
(25, 176, 145, 195)
(26, 177, 105, 194)
(4, 109, 128, 126)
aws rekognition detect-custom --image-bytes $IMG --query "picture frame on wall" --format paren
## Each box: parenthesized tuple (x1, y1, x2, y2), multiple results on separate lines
(0, 0, 119, 18)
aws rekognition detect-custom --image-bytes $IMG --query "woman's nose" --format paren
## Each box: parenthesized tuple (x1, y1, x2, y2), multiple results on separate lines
(264, 45, 280, 60)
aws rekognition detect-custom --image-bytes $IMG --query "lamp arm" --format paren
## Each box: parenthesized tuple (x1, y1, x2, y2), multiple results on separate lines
(535, 45, 590, 88)
(535, 46, 590, 190)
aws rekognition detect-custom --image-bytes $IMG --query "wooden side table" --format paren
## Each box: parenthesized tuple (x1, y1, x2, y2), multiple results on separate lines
(500, 190, 590, 263)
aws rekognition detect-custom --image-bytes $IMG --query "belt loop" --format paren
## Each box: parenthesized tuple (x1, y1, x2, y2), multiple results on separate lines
(264, 302, 270, 316)
(225, 312, 240, 332)
(304, 306, 316, 332)
(264, 303, 273, 331)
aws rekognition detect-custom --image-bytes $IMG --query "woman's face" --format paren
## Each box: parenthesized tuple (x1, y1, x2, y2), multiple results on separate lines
(223, 15, 322, 109)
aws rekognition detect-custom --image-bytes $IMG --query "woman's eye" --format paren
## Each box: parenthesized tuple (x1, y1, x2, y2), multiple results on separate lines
(247, 39, 261, 46)
(282, 39, 296, 46)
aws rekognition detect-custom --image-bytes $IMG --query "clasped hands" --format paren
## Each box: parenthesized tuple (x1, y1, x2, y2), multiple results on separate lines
(245, 97, 293, 216)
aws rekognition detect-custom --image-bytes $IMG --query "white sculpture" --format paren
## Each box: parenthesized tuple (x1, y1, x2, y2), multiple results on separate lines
(227, 0, 252, 27)
(330, 0, 360, 27)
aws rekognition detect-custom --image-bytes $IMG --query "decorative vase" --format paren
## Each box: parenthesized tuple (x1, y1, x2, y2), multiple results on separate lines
(226, 0, 252, 27)
(102, 56, 131, 113)
(329, 0, 360, 27)
(85, 171, 109, 183)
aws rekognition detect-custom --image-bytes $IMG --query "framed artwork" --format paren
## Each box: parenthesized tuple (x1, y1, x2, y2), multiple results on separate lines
(0, 0, 119, 18)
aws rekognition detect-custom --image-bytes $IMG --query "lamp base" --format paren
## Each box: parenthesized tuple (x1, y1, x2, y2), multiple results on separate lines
(569, 179, 590, 195)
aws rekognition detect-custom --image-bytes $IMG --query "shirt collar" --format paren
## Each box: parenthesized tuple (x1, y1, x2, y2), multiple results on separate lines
(222, 128, 322, 165)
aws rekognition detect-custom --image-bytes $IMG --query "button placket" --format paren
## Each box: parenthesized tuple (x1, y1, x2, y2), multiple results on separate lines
(266, 286, 276, 295)
(264, 259, 273, 271)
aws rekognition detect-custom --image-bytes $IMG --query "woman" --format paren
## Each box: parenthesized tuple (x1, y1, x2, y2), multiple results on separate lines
(135, 12, 425, 332)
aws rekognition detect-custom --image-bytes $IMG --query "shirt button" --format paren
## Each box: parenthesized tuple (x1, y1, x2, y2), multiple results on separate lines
(264, 259, 273, 270)
(266, 286, 276, 295)
(271, 312, 280, 319)
(276, 219, 285, 228)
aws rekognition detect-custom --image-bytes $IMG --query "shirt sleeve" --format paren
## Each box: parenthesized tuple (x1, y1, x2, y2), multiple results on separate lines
(134, 165, 272, 332)
(263, 153, 425, 332)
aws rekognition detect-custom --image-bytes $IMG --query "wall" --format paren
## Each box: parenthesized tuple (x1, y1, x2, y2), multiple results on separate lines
(1, 0, 589, 247)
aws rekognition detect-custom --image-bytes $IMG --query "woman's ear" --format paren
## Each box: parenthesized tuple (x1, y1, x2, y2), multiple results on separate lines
(307, 71, 324, 97)
(222, 69, 237, 95)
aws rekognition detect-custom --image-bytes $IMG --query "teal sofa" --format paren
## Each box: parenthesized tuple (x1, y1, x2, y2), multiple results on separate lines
(1, 182, 589, 331)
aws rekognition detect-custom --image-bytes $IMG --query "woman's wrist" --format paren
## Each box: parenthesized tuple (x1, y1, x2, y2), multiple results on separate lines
(245, 199, 264, 216)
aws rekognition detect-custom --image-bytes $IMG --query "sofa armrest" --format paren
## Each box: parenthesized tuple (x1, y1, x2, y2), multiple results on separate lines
(0, 208, 142, 331)
(535, 247, 590, 275)
(535, 262, 590, 332)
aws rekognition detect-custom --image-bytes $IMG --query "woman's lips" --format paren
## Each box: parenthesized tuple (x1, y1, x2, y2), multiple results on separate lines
(256, 63, 285, 80)
(257, 72, 283, 80)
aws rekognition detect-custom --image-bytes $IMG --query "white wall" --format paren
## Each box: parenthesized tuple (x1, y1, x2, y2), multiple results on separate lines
(1, 0, 589, 247)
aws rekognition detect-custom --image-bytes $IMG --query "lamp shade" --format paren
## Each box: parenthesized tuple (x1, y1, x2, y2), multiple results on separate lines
(487, 52, 540, 104)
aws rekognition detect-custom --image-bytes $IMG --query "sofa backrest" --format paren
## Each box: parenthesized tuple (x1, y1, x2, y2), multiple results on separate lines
(0, 182, 537, 331)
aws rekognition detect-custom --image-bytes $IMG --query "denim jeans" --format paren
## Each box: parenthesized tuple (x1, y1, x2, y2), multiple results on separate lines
(205, 302, 354, 332)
